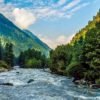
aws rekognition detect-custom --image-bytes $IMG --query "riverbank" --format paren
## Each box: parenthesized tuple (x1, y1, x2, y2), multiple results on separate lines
(0, 67, 9, 72)
(50, 68, 100, 89)
(0, 60, 12, 73)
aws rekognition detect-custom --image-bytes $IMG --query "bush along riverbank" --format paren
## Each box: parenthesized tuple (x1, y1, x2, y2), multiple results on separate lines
(0, 60, 11, 72)
(0, 41, 14, 72)
(49, 10, 100, 89)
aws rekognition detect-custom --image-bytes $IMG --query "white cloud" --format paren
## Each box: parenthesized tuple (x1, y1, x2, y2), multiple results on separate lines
(57, 35, 69, 44)
(0, 2, 14, 20)
(62, 0, 81, 11)
(0, 0, 3, 3)
(40, 36, 57, 49)
(31, 0, 89, 19)
(70, 2, 90, 13)
(52, 0, 67, 8)
(13, 8, 36, 29)
(0, 0, 90, 28)
(61, 2, 90, 18)
(57, 34, 74, 45)
(38, 34, 74, 49)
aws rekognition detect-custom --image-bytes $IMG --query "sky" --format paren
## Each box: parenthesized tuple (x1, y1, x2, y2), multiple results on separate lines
(0, 0, 100, 49)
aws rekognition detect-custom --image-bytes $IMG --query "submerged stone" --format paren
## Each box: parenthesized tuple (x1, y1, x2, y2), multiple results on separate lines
(27, 79, 34, 83)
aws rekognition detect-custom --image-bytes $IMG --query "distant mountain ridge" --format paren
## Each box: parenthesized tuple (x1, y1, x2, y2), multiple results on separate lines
(0, 13, 51, 56)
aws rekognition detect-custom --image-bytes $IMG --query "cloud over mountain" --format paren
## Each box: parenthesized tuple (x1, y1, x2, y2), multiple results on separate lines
(0, 0, 90, 28)
(13, 8, 36, 29)
(38, 34, 74, 49)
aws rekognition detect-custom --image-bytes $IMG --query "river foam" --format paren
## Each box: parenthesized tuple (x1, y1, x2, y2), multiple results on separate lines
(0, 68, 100, 100)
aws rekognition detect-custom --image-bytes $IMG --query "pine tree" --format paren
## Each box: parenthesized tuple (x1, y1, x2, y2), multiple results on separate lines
(18, 51, 25, 67)
(82, 22, 100, 69)
(0, 39, 2, 60)
(4, 43, 14, 67)
(80, 22, 100, 81)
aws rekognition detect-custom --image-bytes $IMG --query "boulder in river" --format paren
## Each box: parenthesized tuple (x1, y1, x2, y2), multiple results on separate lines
(73, 79, 87, 85)
(0, 83, 13, 86)
(27, 79, 34, 83)
(74, 80, 80, 85)
(90, 84, 100, 89)
(16, 72, 20, 74)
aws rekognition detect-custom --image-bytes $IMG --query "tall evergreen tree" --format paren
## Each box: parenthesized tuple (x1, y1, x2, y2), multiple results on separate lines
(18, 51, 25, 68)
(0, 39, 2, 60)
(4, 43, 14, 67)
(80, 22, 100, 82)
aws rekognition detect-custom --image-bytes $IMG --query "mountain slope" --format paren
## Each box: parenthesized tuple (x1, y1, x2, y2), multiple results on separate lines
(71, 10, 100, 45)
(23, 30, 50, 50)
(0, 13, 50, 56)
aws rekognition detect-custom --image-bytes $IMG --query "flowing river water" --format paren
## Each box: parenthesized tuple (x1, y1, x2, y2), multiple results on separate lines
(0, 68, 100, 100)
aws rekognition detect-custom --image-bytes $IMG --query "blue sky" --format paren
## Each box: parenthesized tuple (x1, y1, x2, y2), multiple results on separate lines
(0, 0, 100, 48)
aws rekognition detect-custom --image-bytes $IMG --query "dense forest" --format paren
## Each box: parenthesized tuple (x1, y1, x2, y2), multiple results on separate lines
(18, 48, 49, 68)
(0, 40, 48, 71)
(50, 10, 100, 84)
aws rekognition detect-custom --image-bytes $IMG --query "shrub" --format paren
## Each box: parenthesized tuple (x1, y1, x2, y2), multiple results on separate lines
(67, 62, 85, 79)
(25, 58, 42, 68)
(0, 60, 11, 69)
(96, 79, 100, 84)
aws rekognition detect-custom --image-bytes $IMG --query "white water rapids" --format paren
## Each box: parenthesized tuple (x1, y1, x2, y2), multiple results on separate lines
(0, 68, 100, 100)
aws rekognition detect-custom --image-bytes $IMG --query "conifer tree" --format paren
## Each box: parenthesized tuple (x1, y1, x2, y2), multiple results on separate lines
(0, 39, 2, 60)
(4, 43, 14, 67)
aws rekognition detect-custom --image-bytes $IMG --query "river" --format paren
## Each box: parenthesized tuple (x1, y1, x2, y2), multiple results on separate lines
(0, 68, 100, 100)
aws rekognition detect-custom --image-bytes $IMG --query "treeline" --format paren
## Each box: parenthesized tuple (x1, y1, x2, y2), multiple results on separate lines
(0, 41, 14, 70)
(18, 48, 49, 68)
(49, 10, 100, 84)
(0, 40, 49, 70)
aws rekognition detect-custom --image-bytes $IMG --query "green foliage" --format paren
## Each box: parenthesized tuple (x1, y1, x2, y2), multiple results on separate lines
(67, 62, 85, 79)
(81, 27, 100, 69)
(96, 79, 100, 84)
(50, 10, 100, 83)
(4, 43, 14, 67)
(71, 9, 100, 45)
(84, 70, 99, 83)
(0, 60, 11, 69)
(18, 51, 25, 68)
(50, 44, 72, 73)
(0, 39, 3, 60)
(0, 40, 15, 70)
(18, 48, 48, 68)
(25, 58, 42, 68)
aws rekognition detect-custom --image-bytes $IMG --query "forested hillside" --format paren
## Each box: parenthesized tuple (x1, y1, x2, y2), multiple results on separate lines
(50, 10, 100, 84)
(71, 10, 100, 45)
(0, 14, 50, 56)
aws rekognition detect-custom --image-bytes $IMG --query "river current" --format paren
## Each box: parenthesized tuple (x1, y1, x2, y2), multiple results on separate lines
(0, 68, 100, 100)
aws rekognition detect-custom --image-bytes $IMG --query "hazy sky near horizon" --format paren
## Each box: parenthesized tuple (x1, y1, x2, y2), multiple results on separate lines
(0, 0, 100, 49)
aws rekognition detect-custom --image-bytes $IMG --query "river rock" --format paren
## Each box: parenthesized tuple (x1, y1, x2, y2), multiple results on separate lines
(73, 79, 87, 85)
(16, 72, 20, 74)
(74, 80, 80, 85)
(27, 79, 34, 83)
(0, 83, 13, 86)
(90, 84, 100, 89)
